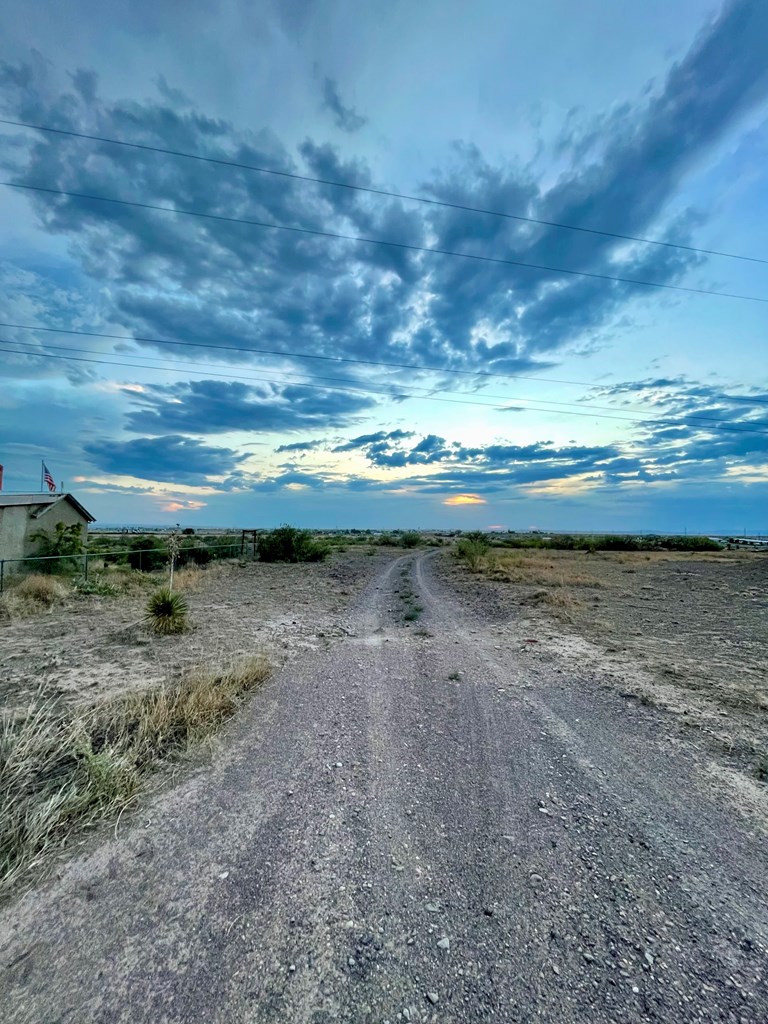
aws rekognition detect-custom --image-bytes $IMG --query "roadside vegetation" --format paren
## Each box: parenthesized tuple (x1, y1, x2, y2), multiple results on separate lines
(473, 532, 723, 553)
(0, 655, 271, 900)
(256, 525, 330, 562)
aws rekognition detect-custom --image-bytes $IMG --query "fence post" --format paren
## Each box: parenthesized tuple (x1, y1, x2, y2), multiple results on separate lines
(0, 560, 4, 595)
(84, 552, 89, 581)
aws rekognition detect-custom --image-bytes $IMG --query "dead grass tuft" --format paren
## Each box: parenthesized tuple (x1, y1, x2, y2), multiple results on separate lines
(14, 574, 69, 605)
(0, 654, 270, 899)
(174, 563, 204, 592)
(487, 552, 603, 588)
(0, 575, 69, 619)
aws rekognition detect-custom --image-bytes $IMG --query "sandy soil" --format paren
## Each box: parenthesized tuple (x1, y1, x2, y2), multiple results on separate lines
(0, 549, 391, 712)
(440, 549, 768, 781)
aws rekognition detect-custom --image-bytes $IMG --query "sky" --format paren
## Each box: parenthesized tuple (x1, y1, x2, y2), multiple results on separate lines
(0, 0, 767, 532)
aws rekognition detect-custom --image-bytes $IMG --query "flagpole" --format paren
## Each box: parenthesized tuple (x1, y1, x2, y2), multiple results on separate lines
(40, 460, 44, 493)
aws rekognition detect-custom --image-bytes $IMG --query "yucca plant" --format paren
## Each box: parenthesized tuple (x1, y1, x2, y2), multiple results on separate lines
(144, 587, 188, 634)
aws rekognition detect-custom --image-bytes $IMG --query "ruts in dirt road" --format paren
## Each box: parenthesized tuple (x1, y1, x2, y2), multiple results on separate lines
(1, 552, 766, 1023)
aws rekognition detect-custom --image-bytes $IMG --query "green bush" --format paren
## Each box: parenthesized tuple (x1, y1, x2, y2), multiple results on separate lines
(127, 536, 167, 572)
(73, 575, 118, 597)
(377, 533, 397, 546)
(28, 522, 85, 574)
(455, 538, 488, 571)
(256, 525, 329, 563)
(177, 541, 212, 567)
(400, 531, 422, 548)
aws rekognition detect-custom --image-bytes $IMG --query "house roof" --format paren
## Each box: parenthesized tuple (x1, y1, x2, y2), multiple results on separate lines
(0, 493, 96, 523)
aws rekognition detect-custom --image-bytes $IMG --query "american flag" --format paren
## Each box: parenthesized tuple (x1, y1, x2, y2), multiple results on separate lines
(43, 462, 56, 492)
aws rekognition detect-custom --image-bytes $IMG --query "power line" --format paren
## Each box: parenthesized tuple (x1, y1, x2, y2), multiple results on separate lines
(4, 334, 768, 430)
(2, 318, 767, 408)
(3, 338, 766, 437)
(2, 116, 765, 266)
(0, 319, 609, 389)
(4, 181, 768, 306)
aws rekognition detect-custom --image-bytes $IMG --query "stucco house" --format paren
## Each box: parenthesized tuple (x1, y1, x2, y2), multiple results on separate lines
(0, 493, 96, 563)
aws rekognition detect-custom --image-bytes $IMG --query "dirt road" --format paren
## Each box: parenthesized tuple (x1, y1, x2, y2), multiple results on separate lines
(1, 552, 766, 1022)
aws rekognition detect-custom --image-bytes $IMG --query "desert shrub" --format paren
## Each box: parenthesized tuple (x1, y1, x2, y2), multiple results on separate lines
(455, 538, 488, 571)
(28, 522, 85, 574)
(400, 531, 422, 548)
(13, 574, 68, 606)
(144, 587, 188, 634)
(177, 541, 212, 567)
(72, 575, 117, 597)
(0, 655, 270, 897)
(256, 525, 329, 563)
(496, 533, 723, 553)
(127, 536, 167, 572)
(377, 533, 397, 546)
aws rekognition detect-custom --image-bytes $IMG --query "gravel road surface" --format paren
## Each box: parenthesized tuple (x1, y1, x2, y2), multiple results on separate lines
(1, 551, 766, 1023)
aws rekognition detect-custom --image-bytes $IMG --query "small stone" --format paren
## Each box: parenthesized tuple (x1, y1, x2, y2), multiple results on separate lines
(335, 762, 343, 768)
(426, 992, 439, 1005)
(425, 903, 439, 912)
(529, 873, 544, 887)
(644, 951, 654, 965)
(583, 952, 595, 963)
(552, 964, 560, 975)
(437, 937, 450, 950)
(632, 985, 640, 994)
(218, 871, 229, 880)
(348, 957, 356, 967)
(288, 964, 296, 973)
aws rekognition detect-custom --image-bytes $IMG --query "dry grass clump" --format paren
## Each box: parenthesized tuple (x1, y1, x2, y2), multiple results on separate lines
(174, 563, 204, 592)
(14, 574, 69, 605)
(0, 574, 69, 619)
(0, 654, 270, 899)
(486, 552, 603, 588)
(522, 588, 585, 622)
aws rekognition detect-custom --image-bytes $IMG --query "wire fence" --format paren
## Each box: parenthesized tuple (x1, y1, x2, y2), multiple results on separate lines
(0, 542, 243, 594)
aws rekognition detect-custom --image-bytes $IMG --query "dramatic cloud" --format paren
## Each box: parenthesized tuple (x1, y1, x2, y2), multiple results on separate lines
(3, 1, 765, 398)
(332, 429, 415, 453)
(321, 77, 367, 133)
(124, 379, 377, 435)
(84, 435, 247, 483)
(274, 439, 324, 453)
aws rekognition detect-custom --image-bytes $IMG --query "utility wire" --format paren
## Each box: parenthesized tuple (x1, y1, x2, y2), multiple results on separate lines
(0, 319, 614, 389)
(1, 116, 765, 266)
(4, 334, 767, 430)
(4, 181, 768, 305)
(3, 338, 766, 436)
(2, 319, 767, 407)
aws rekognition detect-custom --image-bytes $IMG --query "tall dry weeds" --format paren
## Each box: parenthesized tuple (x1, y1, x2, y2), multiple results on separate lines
(0, 655, 270, 899)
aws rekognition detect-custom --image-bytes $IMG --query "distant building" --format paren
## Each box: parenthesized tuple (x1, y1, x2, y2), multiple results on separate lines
(0, 493, 96, 563)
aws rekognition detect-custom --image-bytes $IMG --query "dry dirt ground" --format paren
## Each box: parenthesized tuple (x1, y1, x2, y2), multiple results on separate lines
(1, 547, 766, 1023)
(0, 549, 386, 713)
(446, 548, 768, 785)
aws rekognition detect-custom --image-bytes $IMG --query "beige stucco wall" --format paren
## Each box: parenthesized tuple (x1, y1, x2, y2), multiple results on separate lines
(0, 501, 90, 563)
(0, 507, 30, 562)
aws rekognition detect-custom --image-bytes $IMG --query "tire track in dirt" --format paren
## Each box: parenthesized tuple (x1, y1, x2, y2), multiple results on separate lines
(0, 551, 766, 1022)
